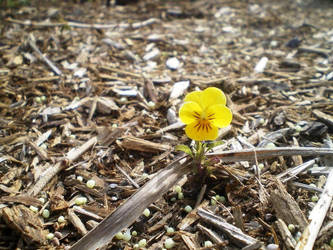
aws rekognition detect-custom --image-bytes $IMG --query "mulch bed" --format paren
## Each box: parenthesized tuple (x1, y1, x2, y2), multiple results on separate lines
(0, 0, 333, 249)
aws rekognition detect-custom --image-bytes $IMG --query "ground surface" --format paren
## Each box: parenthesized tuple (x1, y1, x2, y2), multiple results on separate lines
(0, 0, 333, 249)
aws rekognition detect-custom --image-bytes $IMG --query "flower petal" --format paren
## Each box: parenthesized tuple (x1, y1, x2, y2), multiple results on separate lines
(185, 121, 218, 141)
(179, 101, 202, 125)
(201, 87, 226, 109)
(184, 90, 202, 105)
(207, 104, 232, 128)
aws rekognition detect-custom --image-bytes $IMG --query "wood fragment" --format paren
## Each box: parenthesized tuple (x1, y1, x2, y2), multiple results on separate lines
(27, 137, 98, 196)
(2, 205, 47, 244)
(197, 223, 226, 244)
(273, 219, 297, 250)
(120, 137, 172, 152)
(68, 209, 88, 236)
(208, 147, 333, 163)
(28, 34, 62, 76)
(1, 194, 43, 207)
(197, 208, 260, 248)
(295, 169, 333, 250)
(313, 109, 333, 129)
(270, 179, 308, 231)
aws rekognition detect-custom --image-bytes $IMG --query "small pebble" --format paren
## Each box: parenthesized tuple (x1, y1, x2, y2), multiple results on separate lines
(295, 231, 302, 241)
(109, 183, 118, 189)
(204, 241, 213, 247)
(166, 227, 175, 235)
(211, 197, 217, 206)
(258, 163, 264, 170)
(174, 185, 182, 193)
(123, 230, 131, 241)
(38, 197, 46, 204)
(294, 125, 302, 132)
(46, 233, 54, 240)
(143, 208, 150, 217)
(265, 142, 276, 149)
(131, 231, 137, 236)
(288, 224, 295, 233)
(266, 244, 279, 250)
(115, 232, 123, 240)
(86, 179, 96, 189)
(169, 80, 190, 99)
(142, 173, 149, 179)
(76, 176, 83, 182)
(42, 209, 50, 219)
(147, 101, 155, 108)
(254, 57, 268, 73)
(166, 57, 181, 70)
(58, 216, 65, 223)
(133, 244, 139, 249)
(184, 205, 192, 213)
(29, 205, 38, 213)
(311, 195, 319, 202)
(75, 197, 87, 205)
(217, 195, 226, 203)
(54, 231, 63, 239)
(138, 239, 147, 248)
(164, 238, 175, 249)
(35, 96, 42, 103)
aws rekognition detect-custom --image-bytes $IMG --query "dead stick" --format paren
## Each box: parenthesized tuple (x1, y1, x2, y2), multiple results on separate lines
(208, 147, 333, 163)
(28, 34, 62, 76)
(27, 137, 97, 196)
(295, 169, 333, 250)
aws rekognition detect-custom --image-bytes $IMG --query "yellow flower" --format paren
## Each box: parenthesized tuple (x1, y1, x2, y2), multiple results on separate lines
(179, 87, 232, 141)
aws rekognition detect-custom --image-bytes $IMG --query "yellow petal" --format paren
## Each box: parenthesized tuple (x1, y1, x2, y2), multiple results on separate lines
(185, 121, 218, 141)
(184, 90, 202, 105)
(207, 104, 232, 128)
(201, 87, 226, 109)
(179, 101, 202, 125)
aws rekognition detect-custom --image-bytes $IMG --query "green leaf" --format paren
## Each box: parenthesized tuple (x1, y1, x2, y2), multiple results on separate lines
(175, 144, 193, 156)
(205, 140, 225, 152)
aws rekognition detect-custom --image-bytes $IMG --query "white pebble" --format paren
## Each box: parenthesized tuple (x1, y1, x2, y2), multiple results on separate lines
(204, 240, 213, 247)
(123, 229, 131, 241)
(184, 205, 192, 213)
(254, 57, 268, 73)
(115, 232, 123, 240)
(166, 57, 181, 70)
(75, 197, 87, 205)
(86, 179, 96, 189)
(58, 216, 65, 223)
(46, 233, 54, 240)
(29, 205, 38, 213)
(169, 80, 190, 99)
(164, 238, 175, 249)
(174, 185, 182, 193)
(143, 208, 150, 217)
(138, 239, 147, 247)
(42, 209, 50, 219)
(267, 244, 279, 250)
